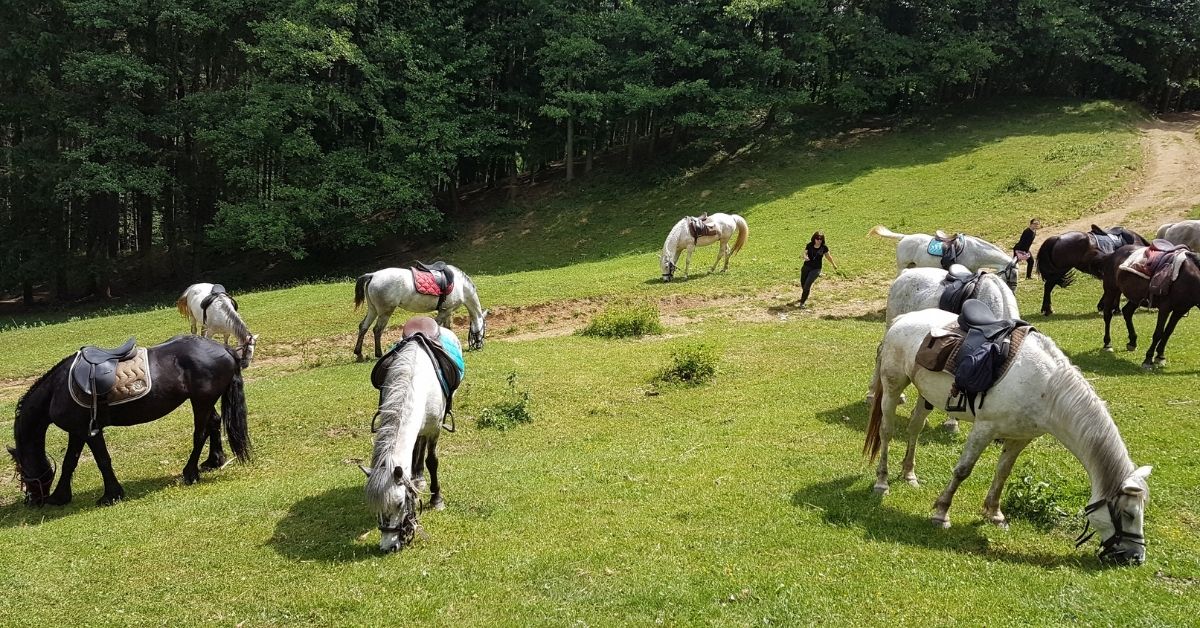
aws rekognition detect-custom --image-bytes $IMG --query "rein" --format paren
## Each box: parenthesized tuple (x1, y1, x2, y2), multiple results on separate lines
(1075, 498, 1144, 561)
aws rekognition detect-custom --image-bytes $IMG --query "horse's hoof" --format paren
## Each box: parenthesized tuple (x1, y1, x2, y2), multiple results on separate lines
(429, 496, 446, 511)
(989, 517, 1009, 530)
(898, 393, 908, 405)
(1155, 358, 1167, 367)
(1141, 363, 1154, 371)
(872, 484, 890, 495)
(905, 477, 920, 488)
(97, 492, 124, 506)
(182, 469, 200, 485)
(45, 492, 72, 506)
(1104, 346, 1114, 353)
(1126, 344, 1137, 352)
(943, 420, 959, 434)
(200, 456, 229, 471)
(931, 516, 951, 529)
(1041, 310, 1052, 317)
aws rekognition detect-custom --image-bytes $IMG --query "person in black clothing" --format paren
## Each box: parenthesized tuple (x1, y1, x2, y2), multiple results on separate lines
(798, 231, 838, 308)
(1013, 218, 1040, 279)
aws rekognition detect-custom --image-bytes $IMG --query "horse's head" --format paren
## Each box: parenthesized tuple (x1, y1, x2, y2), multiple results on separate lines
(1002, 259, 1019, 291)
(468, 309, 488, 350)
(362, 461, 420, 553)
(7, 445, 54, 506)
(239, 334, 259, 368)
(1080, 465, 1151, 565)
(660, 255, 676, 282)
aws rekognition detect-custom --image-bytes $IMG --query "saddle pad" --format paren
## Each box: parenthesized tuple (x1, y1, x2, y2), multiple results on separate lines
(411, 268, 452, 297)
(915, 324, 1032, 384)
(1091, 232, 1122, 256)
(371, 334, 464, 418)
(927, 240, 944, 256)
(1121, 247, 1186, 282)
(68, 348, 153, 408)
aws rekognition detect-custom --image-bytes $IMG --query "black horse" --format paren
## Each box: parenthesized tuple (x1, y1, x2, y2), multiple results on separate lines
(1100, 244, 1200, 368)
(7, 335, 252, 506)
(1036, 225, 1148, 315)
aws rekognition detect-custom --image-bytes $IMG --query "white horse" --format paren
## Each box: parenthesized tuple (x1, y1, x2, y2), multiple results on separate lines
(866, 307, 1151, 565)
(361, 333, 448, 553)
(659, 213, 749, 281)
(1156, 220, 1200, 251)
(175, 283, 258, 364)
(354, 265, 488, 359)
(870, 225, 1018, 279)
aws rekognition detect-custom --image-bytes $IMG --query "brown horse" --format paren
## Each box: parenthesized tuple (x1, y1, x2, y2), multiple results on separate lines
(1099, 244, 1200, 369)
(1036, 226, 1148, 315)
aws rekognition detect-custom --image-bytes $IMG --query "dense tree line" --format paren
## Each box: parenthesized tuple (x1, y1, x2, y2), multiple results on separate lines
(2, 0, 1199, 303)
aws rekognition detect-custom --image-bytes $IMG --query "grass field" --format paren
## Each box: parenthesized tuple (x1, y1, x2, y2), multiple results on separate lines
(3, 100, 1198, 625)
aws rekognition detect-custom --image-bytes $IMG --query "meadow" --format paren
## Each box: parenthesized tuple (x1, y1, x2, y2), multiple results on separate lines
(2, 100, 1198, 625)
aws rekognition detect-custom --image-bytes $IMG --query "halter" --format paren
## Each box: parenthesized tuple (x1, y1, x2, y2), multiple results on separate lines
(377, 475, 424, 546)
(17, 458, 56, 503)
(1075, 497, 1145, 561)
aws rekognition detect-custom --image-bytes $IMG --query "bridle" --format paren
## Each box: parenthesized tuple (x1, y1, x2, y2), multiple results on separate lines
(662, 259, 676, 282)
(1002, 259, 1019, 290)
(377, 475, 422, 546)
(17, 458, 55, 503)
(1075, 497, 1145, 562)
(469, 320, 486, 350)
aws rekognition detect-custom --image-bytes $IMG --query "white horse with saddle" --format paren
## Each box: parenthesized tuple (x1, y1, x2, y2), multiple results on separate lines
(659, 212, 749, 281)
(870, 225, 1018, 284)
(866, 304, 1151, 564)
(354, 262, 488, 360)
(1156, 220, 1200, 251)
(176, 283, 258, 364)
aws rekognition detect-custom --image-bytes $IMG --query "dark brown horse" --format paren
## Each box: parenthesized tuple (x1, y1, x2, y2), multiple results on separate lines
(1099, 245, 1200, 369)
(1036, 226, 1148, 315)
(7, 335, 252, 506)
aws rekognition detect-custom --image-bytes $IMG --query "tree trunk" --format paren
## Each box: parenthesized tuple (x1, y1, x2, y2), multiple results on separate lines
(565, 113, 575, 182)
(22, 280, 33, 306)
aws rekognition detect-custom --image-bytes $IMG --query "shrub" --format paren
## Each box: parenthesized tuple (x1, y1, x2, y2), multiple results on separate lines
(580, 301, 664, 338)
(1002, 475, 1069, 529)
(999, 174, 1039, 194)
(477, 372, 532, 431)
(657, 343, 719, 386)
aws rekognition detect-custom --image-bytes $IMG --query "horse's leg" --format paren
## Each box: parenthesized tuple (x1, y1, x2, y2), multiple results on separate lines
(1121, 299, 1139, 352)
(87, 431, 125, 505)
(435, 308, 452, 328)
(720, 240, 731, 272)
(1041, 278, 1056, 316)
(1153, 308, 1187, 366)
(190, 316, 198, 335)
(1144, 308, 1178, 368)
(427, 438, 444, 511)
(710, 240, 726, 273)
(373, 308, 394, 359)
(900, 399, 934, 487)
(200, 408, 227, 471)
(873, 386, 905, 494)
(182, 401, 215, 485)
(354, 302, 378, 360)
(45, 431, 87, 506)
(931, 423, 995, 528)
(410, 435, 428, 491)
(683, 246, 693, 278)
(981, 438, 1032, 528)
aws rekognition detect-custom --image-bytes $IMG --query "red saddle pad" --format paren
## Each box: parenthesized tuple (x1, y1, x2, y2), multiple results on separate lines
(412, 268, 452, 296)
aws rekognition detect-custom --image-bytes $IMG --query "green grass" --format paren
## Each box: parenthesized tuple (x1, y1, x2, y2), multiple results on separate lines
(4, 99, 1197, 625)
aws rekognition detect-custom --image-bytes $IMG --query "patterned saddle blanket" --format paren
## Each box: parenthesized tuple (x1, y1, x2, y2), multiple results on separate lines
(69, 347, 153, 408)
(929, 232, 964, 269)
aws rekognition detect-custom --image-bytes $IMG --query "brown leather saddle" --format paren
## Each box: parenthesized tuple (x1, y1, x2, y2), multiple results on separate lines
(370, 317, 463, 425)
(931, 231, 965, 270)
(69, 338, 137, 435)
(687, 214, 717, 243)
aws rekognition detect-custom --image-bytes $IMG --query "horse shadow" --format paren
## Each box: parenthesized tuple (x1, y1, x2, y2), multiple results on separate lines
(0, 474, 177, 528)
(791, 475, 1101, 570)
(268, 483, 379, 563)
(814, 400, 959, 446)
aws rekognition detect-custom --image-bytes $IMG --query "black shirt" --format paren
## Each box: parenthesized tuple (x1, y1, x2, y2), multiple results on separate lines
(1014, 228, 1036, 252)
(804, 243, 828, 269)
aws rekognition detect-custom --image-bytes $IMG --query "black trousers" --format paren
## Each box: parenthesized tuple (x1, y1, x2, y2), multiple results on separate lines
(800, 266, 821, 303)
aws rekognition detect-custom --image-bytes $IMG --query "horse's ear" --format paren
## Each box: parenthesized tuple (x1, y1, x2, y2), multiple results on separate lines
(1121, 466, 1152, 496)
(359, 464, 371, 477)
(482, 309, 489, 318)
(392, 467, 405, 484)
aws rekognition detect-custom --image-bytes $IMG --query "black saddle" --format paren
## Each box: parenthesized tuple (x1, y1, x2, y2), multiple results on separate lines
(371, 317, 462, 420)
(938, 268, 982, 314)
(1090, 224, 1109, 236)
(414, 260, 449, 273)
(199, 284, 238, 321)
(950, 300, 1031, 414)
(71, 337, 137, 435)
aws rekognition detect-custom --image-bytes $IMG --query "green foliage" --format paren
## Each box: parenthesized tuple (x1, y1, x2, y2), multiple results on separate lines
(580, 302, 664, 339)
(657, 343, 718, 386)
(477, 372, 532, 431)
(1002, 475, 1070, 529)
(1000, 174, 1039, 194)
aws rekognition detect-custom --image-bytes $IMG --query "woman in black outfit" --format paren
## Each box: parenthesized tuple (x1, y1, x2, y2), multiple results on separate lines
(799, 231, 839, 308)
(1013, 218, 1040, 279)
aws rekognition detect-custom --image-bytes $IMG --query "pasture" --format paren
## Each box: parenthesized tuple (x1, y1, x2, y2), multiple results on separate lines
(2, 101, 1199, 624)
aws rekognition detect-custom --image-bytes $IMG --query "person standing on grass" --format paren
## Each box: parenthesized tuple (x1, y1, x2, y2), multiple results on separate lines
(798, 231, 838, 308)
(1014, 218, 1040, 279)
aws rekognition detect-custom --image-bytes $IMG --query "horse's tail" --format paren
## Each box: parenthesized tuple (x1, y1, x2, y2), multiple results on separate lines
(176, 292, 190, 319)
(1035, 237, 1075, 288)
(864, 357, 884, 462)
(731, 215, 749, 255)
(221, 359, 253, 462)
(869, 225, 905, 241)
(354, 273, 372, 309)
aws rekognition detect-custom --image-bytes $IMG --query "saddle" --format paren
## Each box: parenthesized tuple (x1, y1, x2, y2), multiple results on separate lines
(937, 265, 983, 314)
(410, 261, 455, 310)
(370, 316, 465, 423)
(1120, 241, 1191, 302)
(1088, 231, 1124, 256)
(687, 214, 717, 243)
(68, 338, 151, 435)
(929, 232, 964, 270)
(914, 300, 1033, 415)
(199, 284, 238, 324)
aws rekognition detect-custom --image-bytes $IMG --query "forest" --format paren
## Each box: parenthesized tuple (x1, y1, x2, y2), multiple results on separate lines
(2, 0, 1198, 303)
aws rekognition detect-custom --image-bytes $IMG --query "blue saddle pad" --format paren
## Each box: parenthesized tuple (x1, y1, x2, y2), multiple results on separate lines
(928, 240, 944, 256)
(440, 331, 465, 379)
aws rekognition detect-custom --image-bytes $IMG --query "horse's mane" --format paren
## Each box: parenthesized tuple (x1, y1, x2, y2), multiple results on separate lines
(663, 219, 687, 255)
(13, 354, 73, 452)
(1036, 334, 1135, 497)
(968, 234, 1009, 256)
(366, 342, 420, 513)
(210, 297, 251, 341)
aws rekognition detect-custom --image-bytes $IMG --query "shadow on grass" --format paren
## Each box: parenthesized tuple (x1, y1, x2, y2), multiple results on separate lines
(269, 483, 379, 563)
(814, 400, 960, 446)
(0, 474, 177, 527)
(792, 475, 1102, 570)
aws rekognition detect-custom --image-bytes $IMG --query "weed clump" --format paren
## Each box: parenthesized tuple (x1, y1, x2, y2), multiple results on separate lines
(478, 372, 532, 431)
(1002, 475, 1069, 529)
(656, 343, 718, 386)
(580, 301, 663, 338)
(999, 174, 1039, 194)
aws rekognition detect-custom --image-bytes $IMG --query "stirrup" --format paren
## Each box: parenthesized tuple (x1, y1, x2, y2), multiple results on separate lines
(440, 413, 456, 433)
(945, 391, 966, 413)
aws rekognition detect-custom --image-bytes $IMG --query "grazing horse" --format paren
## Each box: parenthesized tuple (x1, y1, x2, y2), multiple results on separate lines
(1099, 244, 1200, 369)
(659, 213, 749, 281)
(869, 226, 1017, 279)
(362, 327, 451, 552)
(176, 282, 259, 363)
(1035, 227, 1148, 316)
(867, 307, 1151, 565)
(354, 265, 488, 359)
(7, 336, 252, 506)
(1156, 220, 1200, 251)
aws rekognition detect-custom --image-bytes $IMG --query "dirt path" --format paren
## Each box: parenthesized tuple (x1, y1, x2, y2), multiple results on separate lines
(1057, 112, 1200, 236)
